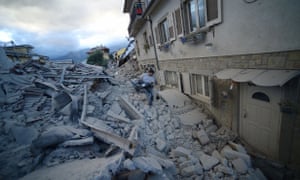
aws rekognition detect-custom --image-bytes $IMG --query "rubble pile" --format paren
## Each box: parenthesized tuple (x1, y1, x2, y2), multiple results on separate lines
(0, 55, 267, 179)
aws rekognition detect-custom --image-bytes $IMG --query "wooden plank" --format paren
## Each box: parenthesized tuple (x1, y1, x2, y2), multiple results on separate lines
(81, 119, 135, 155)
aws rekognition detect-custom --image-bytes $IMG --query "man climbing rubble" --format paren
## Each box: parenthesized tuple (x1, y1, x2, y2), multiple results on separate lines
(132, 68, 156, 106)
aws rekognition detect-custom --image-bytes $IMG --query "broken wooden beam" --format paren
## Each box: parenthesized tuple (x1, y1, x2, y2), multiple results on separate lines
(81, 117, 136, 156)
(79, 84, 88, 124)
(61, 137, 94, 147)
(118, 96, 143, 120)
(41, 74, 112, 79)
(107, 110, 132, 124)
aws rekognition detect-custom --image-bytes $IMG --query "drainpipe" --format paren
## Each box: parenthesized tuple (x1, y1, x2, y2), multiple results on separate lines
(145, 15, 160, 71)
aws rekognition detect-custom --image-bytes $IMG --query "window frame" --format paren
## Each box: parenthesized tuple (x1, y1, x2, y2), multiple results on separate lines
(191, 73, 210, 99)
(155, 12, 176, 48)
(158, 18, 170, 44)
(182, 0, 222, 35)
(165, 70, 179, 88)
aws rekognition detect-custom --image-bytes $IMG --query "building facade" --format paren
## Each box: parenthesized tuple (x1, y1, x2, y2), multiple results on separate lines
(3, 44, 49, 63)
(123, 0, 300, 169)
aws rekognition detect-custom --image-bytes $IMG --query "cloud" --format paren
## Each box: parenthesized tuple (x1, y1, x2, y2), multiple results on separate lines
(0, 0, 129, 57)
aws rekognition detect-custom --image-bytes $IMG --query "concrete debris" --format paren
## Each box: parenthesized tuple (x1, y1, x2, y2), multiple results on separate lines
(132, 156, 163, 174)
(123, 159, 136, 170)
(198, 152, 220, 170)
(11, 126, 38, 145)
(171, 146, 192, 158)
(0, 57, 271, 180)
(232, 158, 249, 174)
(32, 126, 92, 150)
(221, 145, 252, 167)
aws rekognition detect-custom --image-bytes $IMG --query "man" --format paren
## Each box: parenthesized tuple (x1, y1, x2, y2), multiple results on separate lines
(139, 68, 156, 106)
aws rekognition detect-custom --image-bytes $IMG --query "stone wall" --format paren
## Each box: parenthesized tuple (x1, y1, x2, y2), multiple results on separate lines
(138, 50, 300, 129)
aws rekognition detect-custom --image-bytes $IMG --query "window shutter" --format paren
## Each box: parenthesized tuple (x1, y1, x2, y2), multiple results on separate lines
(174, 8, 183, 35)
(154, 26, 161, 46)
(168, 13, 176, 41)
(206, 0, 222, 27)
(182, 72, 192, 95)
(159, 70, 166, 85)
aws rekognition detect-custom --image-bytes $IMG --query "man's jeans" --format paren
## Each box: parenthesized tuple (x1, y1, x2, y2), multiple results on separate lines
(144, 87, 154, 106)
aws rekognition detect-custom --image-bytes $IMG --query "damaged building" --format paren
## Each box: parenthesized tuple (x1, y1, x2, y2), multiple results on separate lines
(123, 0, 300, 175)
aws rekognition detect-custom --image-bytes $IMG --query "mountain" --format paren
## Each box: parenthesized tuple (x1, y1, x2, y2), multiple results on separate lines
(51, 48, 89, 63)
(51, 40, 129, 63)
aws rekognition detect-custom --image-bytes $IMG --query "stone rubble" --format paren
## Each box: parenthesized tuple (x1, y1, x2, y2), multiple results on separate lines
(0, 55, 268, 180)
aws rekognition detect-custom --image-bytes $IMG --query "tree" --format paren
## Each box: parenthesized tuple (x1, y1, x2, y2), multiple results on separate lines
(87, 50, 108, 67)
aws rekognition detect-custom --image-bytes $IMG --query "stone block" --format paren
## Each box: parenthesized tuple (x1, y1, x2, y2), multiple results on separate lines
(11, 126, 38, 145)
(179, 160, 194, 170)
(172, 146, 191, 157)
(155, 138, 167, 152)
(150, 155, 177, 175)
(232, 158, 249, 174)
(212, 150, 222, 161)
(133, 156, 162, 174)
(198, 153, 219, 171)
(181, 165, 196, 177)
(123, 159, 136, 170)
(215, 164, 234, 175)
(228, 141, 247, 154)
(221, 146, 251, 167)
(196, 129, 210, 145)
(203, 119, 213, 128)
(205, 124, 218, 134)
(110, 101, 122, 115)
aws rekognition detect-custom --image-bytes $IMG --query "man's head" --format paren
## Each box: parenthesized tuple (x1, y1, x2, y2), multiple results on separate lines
(148, 68, 154, 76)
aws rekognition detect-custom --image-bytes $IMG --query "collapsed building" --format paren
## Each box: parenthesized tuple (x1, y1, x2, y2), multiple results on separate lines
(0, 47, 293, 179)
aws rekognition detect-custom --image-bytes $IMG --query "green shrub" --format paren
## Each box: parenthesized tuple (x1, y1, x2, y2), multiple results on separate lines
(87, 50, 108, 67)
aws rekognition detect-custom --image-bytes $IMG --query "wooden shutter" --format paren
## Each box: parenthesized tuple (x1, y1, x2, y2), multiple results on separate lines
(174, 8, 183, 35)
(182, 72, 192, 95)
(159, 70, 166, 85)
(168, 13, 175, 41)
(206, 0, 222, 27)
(154, 26, 161, 45)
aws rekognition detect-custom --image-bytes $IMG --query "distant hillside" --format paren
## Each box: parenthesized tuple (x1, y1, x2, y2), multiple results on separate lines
(51, 40, 129, 63)
(52, 48, 89, 63)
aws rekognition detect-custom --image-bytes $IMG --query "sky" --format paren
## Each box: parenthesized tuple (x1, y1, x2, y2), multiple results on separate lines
(0, 0, 129, 57)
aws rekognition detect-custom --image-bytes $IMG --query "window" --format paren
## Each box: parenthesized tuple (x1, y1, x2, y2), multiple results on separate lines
(158, 18, 169, 44)
(174, 8, 183, 35)
(252, 92, 270, 102)
(191, 74, 210, 98)
(148, 35, 153, 46)
(143, 31, 150, 53)
(183, 0, 222, 34)
(155, 13, 175, 46)
(143, 31, 149, 46)
(135, 40, 140, 56)
(165, 71, 178, 88)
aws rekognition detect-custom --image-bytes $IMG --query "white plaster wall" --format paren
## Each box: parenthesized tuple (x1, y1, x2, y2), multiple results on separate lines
(139, 0, 300, 61)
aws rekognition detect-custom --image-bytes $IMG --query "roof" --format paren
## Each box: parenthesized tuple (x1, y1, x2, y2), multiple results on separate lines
(215, 69, 300, 87)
